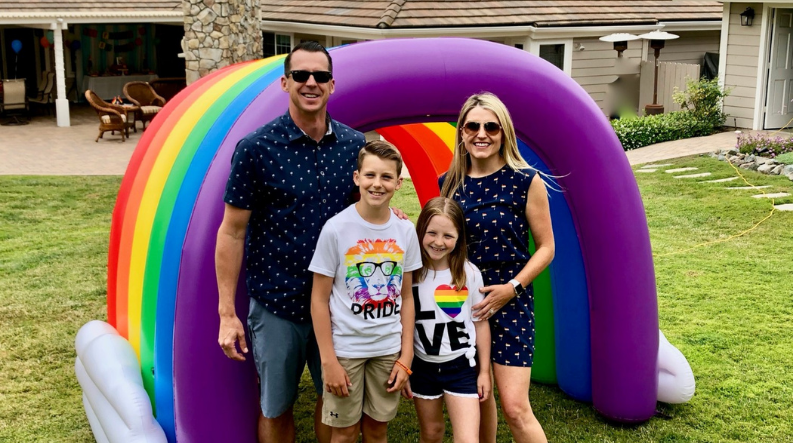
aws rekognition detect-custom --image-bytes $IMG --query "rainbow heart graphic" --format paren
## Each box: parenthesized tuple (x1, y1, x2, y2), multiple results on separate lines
(434, 284, 468, 319)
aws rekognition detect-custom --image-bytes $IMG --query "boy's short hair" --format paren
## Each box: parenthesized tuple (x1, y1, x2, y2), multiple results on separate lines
(357, 140, 403, 177)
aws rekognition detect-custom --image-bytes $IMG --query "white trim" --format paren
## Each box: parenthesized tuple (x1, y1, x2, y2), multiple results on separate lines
(52, 20, 69, 127)
(0, 13, 182, 25)
(756, 5, 779, 130)
(260, 20, 719, 41)
(529, 39, 573, 77)
(659, 21, 723, 32)
(718, 3, 730, 93)
(411, 392, 443, 400)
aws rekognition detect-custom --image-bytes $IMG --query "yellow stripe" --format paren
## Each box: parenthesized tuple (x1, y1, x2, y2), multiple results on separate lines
(126, 61, 267, 357)
(424, 122, 456, 152)
(434, 294, 469, 302)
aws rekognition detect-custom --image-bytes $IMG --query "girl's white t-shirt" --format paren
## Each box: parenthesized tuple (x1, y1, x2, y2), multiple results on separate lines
(412, 261, 485, 364)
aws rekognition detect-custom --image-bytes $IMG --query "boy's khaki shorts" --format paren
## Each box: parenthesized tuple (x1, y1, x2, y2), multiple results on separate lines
(321, 352, 401, 428)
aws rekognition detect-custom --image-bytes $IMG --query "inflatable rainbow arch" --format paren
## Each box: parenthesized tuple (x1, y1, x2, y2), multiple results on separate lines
(88, 38, 686, 441)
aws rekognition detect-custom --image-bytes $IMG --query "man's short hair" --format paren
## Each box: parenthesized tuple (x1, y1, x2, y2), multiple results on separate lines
(284, 41, 333, 75)
(357, 140, 403, 177)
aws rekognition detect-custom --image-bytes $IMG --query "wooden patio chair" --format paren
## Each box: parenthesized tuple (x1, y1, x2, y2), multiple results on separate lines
(122, 81, 165, 130)
(0, 79, 30, 125)
(29, 71, 55, 115)
(85, 90, 129, 142)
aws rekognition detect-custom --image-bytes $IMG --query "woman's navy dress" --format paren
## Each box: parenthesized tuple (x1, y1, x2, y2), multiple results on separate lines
(442, 165, 537, 367)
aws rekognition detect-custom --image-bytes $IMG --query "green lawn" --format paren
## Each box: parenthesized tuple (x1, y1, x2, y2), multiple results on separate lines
(1, 156, 792, 442)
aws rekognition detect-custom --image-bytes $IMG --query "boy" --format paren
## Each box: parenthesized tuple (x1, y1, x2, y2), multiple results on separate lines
(310, 140, 422, 443)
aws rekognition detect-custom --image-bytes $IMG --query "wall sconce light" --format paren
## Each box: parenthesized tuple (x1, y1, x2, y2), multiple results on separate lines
(599, 33, 640, 57)
(574, 42, 586, 51)
(740, 7, 755, 26)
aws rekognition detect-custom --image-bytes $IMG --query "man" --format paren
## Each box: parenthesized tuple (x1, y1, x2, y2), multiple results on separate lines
(216, 41, 365, 443)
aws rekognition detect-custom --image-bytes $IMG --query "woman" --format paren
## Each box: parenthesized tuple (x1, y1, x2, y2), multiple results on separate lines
(440, 92, 555, 443)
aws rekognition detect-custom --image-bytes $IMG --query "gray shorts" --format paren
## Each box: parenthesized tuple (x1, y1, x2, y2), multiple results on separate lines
(247, 298, 323, 418)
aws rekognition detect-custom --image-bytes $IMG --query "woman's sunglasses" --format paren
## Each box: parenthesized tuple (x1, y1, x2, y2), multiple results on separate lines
(287, 70, 333, 83)
(463, 121, 502, 136)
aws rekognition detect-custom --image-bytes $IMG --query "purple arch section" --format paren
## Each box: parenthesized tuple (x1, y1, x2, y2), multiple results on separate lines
(173, 38, 658, 441)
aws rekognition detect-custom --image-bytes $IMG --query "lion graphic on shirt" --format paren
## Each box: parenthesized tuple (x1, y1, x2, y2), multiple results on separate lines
(344, 239, 404, 304)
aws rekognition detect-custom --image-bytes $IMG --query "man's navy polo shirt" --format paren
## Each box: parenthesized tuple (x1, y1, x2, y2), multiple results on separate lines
(224, 111, 365, 323)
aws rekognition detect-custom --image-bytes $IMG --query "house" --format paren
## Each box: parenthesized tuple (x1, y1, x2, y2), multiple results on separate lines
(718, 2, 793, 129)
(0, 0, 183, 126)
(1, 1, 723, 126)
(259, 1, 724, 115)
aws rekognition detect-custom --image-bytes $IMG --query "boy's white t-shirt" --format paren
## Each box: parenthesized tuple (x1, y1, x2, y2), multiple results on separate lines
(309, 204, 423, 359)
(413, 261, 485, 364)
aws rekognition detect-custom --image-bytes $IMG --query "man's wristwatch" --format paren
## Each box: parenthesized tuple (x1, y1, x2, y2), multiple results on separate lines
(509, 279, 526, 297)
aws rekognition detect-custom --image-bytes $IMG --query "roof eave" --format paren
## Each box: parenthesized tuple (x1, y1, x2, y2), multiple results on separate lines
(261, 19, 721, 40)
(0, 11, 183, 25)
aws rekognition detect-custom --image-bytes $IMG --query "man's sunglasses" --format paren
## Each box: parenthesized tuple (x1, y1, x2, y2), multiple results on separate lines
(287, 70, 333, 83)
(463, 121, 502, 136)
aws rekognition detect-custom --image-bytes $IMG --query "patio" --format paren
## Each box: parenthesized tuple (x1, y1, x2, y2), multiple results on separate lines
(0, 103, 137, 175)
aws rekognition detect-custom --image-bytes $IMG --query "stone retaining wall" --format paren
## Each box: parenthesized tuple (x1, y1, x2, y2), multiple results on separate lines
(713, 149, 793, 181)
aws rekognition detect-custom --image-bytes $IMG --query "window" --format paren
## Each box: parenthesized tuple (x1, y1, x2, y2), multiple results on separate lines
(539, 44, 565, 71)
(262, 32, 292, 58)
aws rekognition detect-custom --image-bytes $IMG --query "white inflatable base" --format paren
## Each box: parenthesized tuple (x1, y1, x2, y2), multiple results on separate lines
(74, 320, 167, 443)
(657, 330, 696, 404)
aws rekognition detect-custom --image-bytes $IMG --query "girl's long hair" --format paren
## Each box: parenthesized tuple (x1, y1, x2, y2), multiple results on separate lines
(440, 92, 534, 198)
(415, 197, 468, 291)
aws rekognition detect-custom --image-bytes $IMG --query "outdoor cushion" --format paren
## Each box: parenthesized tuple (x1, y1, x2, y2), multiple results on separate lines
(141, 106, 161, 115)
(101, 114, 126, 124)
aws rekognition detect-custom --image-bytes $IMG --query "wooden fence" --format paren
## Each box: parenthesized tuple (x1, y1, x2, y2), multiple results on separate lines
(639, 61, 700, 113)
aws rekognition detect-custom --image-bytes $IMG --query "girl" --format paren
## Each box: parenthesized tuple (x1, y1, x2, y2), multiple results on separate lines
(403, 196, 491, 443)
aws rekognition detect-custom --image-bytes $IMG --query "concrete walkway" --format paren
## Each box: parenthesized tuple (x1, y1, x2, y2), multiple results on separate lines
(0, 106, 758, 174)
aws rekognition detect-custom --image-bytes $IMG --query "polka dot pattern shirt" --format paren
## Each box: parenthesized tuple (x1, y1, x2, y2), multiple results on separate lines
(224, 111, 365, 323)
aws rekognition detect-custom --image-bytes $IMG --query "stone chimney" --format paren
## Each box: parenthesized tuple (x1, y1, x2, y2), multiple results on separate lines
(183, 0, 262, 85)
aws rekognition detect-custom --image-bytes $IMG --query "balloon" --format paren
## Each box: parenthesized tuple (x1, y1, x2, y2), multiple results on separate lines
(40, 36, 50, 48)
(134, 38, 143, 47)
(138, 27, 147, 36)
(46, 31, 54, 44)
(11, 40, 22, 53)
(71, 40, 81, 51)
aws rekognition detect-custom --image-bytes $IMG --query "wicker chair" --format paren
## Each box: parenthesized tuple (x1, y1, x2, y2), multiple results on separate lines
(1, 79, 29, 125)
(29, 71, 55, 115)
(123, 81, 165, 130)
(85, 90, 129, 142)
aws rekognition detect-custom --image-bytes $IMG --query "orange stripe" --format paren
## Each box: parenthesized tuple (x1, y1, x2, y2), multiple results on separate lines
(114, 63, 248, 338)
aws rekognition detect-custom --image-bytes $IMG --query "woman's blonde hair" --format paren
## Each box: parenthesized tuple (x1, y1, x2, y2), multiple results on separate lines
(440, 92, 532, 198)
(415, 197, 468, 290)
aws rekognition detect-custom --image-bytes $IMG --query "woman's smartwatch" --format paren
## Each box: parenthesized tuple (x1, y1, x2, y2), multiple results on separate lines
(509, 279, 526, 297)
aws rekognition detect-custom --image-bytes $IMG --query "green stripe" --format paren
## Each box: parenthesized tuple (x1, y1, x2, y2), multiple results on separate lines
(138, 56, 286, 409)
(529, 233, 557, 384)
(437, 301, 465, 308)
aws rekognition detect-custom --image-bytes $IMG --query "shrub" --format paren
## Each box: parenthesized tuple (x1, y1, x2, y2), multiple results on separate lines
(672, 77, 730, 129)
(611, 77, 731, 151)
(776, 151, 793, 164)
(611, 110, 715, 151)
(736, 132, 793, 158)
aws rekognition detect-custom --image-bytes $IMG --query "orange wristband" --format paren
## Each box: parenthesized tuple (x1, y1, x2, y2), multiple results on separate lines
(394, 360, 412, 375)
